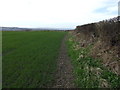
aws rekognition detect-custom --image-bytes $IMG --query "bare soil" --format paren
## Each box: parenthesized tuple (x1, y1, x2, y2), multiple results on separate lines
(53, 34, 75, 88)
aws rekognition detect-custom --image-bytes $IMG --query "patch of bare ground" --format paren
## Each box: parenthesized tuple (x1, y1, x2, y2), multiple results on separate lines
(53, 34, 75, 88)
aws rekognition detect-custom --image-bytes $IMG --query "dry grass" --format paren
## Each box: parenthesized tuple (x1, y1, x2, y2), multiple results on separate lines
(74, 16, 120, 75)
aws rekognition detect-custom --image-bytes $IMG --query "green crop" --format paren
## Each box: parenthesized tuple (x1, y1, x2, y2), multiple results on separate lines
(2, 31, 66, 88)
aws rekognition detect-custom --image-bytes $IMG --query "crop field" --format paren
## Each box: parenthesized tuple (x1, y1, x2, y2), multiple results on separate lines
(2, 31, 66, 88)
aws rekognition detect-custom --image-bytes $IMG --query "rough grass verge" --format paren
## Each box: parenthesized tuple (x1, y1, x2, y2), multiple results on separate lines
(66, 33, 120, 88)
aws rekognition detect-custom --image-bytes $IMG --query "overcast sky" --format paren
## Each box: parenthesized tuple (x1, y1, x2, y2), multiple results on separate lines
(0, 0, 119, 29)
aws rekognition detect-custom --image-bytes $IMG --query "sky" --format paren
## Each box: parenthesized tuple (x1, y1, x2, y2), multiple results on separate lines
(0, 0, 119, 29)
(118, 1, 120, 16)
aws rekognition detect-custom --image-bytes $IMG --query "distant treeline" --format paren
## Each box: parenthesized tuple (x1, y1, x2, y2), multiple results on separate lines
(1, 27, 73, 31)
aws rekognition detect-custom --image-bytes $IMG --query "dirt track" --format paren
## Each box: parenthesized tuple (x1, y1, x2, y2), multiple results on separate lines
(53, 34, 75, 88)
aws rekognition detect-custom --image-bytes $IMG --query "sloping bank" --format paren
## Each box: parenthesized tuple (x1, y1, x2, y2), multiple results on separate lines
(66, 17, 120, 88)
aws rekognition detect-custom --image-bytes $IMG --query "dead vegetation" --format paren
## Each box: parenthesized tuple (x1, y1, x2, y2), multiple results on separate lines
(74, 16, 120, 75)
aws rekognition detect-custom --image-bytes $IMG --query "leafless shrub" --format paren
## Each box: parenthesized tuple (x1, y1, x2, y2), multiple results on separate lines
(74, 16, 120, 75)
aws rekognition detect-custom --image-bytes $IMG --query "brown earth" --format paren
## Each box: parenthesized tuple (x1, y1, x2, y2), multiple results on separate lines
(53, 34, 75, 88)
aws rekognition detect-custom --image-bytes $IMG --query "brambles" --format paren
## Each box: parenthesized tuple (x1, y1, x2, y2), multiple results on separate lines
(3, 31, 66, 88)
(74, 17, 120, 75)
(67, 17, 120, 88)
(67, 34, 120, 88)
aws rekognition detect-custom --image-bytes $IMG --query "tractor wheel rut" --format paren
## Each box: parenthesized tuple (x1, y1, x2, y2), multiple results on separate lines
(53, 34, 75, 88)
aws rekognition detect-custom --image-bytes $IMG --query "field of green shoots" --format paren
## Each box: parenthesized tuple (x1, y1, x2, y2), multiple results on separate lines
(3, 31, 66, 88)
